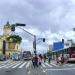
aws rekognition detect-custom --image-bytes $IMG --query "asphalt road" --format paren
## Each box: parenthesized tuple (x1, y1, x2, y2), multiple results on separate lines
(0, 60, 75, 75)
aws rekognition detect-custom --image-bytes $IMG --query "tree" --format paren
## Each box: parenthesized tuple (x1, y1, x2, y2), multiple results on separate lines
(6, 35, 22, 43)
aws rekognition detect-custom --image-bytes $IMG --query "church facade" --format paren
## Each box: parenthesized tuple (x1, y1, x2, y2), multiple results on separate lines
(0, 22, 21, 56)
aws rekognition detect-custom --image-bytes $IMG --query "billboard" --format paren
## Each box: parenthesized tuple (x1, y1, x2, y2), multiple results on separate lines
(53, 42, 64, 51)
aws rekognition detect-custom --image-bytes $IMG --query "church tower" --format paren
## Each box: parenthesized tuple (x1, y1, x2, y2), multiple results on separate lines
(3, 21, 11, 35)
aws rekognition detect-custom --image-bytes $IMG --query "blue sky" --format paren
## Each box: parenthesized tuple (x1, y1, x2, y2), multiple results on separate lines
(0, 0, 75, 53)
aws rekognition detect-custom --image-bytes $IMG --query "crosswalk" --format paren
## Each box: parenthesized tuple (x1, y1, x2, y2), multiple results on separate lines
(0, 60, 75, 70)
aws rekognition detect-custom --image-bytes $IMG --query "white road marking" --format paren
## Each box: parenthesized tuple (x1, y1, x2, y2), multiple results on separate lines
(19, 62, 26, 68)
(5, 63, 15, 68)
(28, 71, 30, 74)
(41, 66, 46, 73)
(43, 69, 46, 72)
(45, 63, 53, 67)
(50, 63, 58, 67)
(6, 62, 19, 68)
(67, 64, 74, 67)
(0, 61, 14, 68)
(0, 65, 7, 68)
(46, 68, 75, 71)
(12, 62, 22, 68)
(26, 62, 30, 69)
(42, 63, 46, 68)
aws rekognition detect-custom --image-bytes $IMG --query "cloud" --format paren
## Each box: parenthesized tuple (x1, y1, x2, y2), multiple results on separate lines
(0, 0, 75, 53)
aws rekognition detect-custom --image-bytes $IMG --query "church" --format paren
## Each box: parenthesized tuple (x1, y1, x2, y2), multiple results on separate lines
(0, 21, 21, 57)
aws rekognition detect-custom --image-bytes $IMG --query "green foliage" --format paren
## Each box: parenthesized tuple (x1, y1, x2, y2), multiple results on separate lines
(6, 35, 22, 43)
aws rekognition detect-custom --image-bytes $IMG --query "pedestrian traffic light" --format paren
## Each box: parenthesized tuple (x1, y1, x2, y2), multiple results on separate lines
(43, 38, 45, 42)
(11, 25, 15, 31)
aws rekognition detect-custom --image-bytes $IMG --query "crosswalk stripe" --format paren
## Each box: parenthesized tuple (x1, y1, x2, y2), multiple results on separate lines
(12, 62, 22, 68)
(50, 63, 58, 67)
(0, 65, 7, 68)
(1, 61, 17, 68)
(6, 62, 19, 68)
(19, 62, 26, 68)
(45, 63, 53, 67)
(66, 64, 74, 67)
(42, 63, 46, 68)
(26, 62, 30, 69)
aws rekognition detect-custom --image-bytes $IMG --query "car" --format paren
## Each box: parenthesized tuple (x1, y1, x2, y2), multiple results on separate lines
(67, 54, 75, 63)
(0, 54, 6, 61)
(12, 53, 20, 61)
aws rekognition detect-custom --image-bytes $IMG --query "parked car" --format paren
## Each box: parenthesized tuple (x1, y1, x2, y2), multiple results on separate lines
(12, 53, 20, 61)
(0, 54, 6, 61)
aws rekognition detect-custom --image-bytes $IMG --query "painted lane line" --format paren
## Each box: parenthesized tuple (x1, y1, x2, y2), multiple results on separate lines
(6, 62, 19, 68)
(26, 62, 30, 69)
(0, 62, 14, 68)
(19, 62, 26, 68)
(28, 71, 30, 74)
(46, 68, 75, 71)
(45, 63, 53, 67)
(5, 63, 15, 68)
(50, 63, 58, 67)
(41, 66, 46, 73)
(43, 69, 46, 73)
(67, 64, 74, 67)
(42, 63, 46, 68)
(12, 62, 22, 68)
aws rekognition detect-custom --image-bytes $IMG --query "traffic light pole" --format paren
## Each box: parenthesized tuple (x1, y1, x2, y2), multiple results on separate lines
(16, 26, 37, 55)
(33, 35, 36, 55)
(11, 23, 45, 55)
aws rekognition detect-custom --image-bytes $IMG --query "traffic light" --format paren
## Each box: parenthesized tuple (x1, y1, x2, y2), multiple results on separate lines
(11, 25, 15, 31)
(43, 38, 45, 42)
(16, 23, 26, 26)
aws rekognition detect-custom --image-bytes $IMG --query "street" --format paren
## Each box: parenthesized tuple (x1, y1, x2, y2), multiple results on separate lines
(0, 60, 75, 75)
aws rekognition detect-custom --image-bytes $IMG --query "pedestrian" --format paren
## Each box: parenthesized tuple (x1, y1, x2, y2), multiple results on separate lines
(32, 55, 35, 68)
(39, 54, 43, 60)
(34, 55, 38, 67)
(43, 55, 46, 62)
(48, 56, 51, 64)
(58, 56, 61, 65)
(38, 55, 42, 66)
(61, 56, 64, 65)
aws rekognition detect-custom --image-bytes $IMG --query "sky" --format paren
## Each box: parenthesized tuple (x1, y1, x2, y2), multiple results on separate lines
(0, 0, 75, 53)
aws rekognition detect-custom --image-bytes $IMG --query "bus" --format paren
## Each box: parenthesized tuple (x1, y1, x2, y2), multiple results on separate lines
(23, 51, 31, 60)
